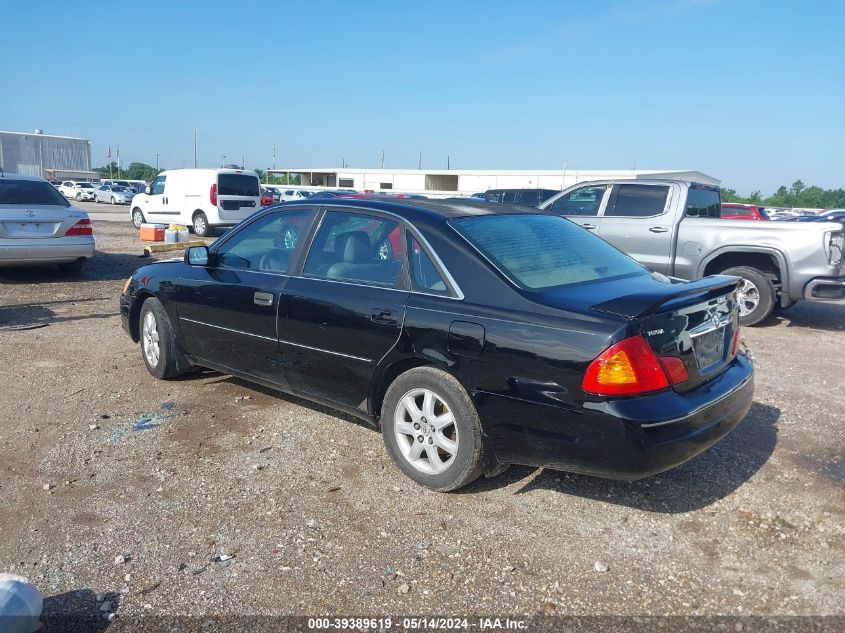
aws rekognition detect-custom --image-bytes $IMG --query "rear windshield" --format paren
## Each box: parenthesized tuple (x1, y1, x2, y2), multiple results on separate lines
(686, 187, 722, 218)
(0, 180, 70, 206)
(218, 174, 260, 197)
(451, 214, 646, 290)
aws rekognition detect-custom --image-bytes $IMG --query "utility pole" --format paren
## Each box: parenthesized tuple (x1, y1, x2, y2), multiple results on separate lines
(447, 155, 450, 170)
(193, 130, 198, 168)
(272, 144, 276, 170)
(418, 152, 422, 170)
(241, 155, 245, 170)
(222, 155, 227, 168)
(156, 154, 160, 171)
(380, 150, 385, 169)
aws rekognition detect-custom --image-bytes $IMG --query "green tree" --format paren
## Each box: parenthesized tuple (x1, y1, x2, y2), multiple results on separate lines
(790, 180, 806, 197)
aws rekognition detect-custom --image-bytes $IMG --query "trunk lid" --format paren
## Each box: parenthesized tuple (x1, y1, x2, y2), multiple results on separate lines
(0, 205, 84, 239)
(533, 273, 742, 392)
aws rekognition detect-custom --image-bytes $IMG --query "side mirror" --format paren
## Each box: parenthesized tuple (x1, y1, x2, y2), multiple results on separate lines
(185, 245, 209, 266)
(145, 185, 152, 195)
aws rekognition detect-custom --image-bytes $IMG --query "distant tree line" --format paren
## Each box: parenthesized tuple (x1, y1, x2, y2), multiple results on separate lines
(93, 162, 161, 181)
(722, 180, 845, 209)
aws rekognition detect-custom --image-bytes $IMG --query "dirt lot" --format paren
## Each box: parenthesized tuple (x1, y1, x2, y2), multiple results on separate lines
(1, 206, 843, 626)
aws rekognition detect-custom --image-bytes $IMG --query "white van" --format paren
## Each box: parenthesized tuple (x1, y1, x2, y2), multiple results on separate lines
(129, 169, 261, 236)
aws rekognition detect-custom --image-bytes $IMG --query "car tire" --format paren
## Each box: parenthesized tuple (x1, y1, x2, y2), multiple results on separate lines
(131, 208, 145, 229)
(75, 193, 82, 201)
(139, 297, 184, 380)
(721, 266, 776, 326)
(381, 367, 485, 492)
(58, 259, 84, 274)
(110, 196, 116, 205)
(94, 195, 100, 204)
(192, 211, 210, 237)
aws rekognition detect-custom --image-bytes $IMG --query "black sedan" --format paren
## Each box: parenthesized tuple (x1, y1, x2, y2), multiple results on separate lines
(120, 199, 754, 491)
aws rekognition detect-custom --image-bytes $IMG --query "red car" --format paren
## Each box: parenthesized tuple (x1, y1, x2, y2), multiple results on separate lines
(721, 203, 769, 221)
(260, 188, 274, 207)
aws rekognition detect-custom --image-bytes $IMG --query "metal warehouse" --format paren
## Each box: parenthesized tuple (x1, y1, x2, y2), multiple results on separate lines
(0, 129, 97, 181)
(267, 167, 720, 196)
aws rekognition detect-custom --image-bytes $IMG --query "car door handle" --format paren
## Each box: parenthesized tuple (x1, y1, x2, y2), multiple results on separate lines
(649, 226, 669, 233)
(254, 292, 274, 306)
(580, 223, 597, 230)
(371, 308, 398, 325)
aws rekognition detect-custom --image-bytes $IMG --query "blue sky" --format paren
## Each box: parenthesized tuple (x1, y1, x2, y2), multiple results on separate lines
(1, 0, 842, 194)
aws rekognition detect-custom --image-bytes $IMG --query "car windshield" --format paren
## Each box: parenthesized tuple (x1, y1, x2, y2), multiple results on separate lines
(451, 213, 646, 290)
(0, 180, 71, 206)
(114, 187, 131, 193)
(78, 183, 94, 189)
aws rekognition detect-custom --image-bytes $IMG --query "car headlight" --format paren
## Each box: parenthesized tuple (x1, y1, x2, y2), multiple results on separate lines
(825, 231, 845, 267)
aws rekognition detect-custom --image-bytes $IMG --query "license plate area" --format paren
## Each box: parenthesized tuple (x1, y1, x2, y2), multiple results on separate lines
(692, 326, 726, 371)
(2, 222, 60, 237)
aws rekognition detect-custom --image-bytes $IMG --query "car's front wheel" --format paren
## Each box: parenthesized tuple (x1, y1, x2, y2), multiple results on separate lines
(139, 297, 184, 380)
(131, 208, 145, 229)
(94, 195, 100, 203)
(381, 367, 485, 491)
(75, 193, 82, 201)
(110, 196, 116, 205)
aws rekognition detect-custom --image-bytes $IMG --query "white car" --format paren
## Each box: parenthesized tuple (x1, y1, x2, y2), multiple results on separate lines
(59, 181, 97, 201)
(279, 188, 314, 202)
(129, 168, 261, 236)
(0, 174, 95, 272)
(95, 184, 135, 205)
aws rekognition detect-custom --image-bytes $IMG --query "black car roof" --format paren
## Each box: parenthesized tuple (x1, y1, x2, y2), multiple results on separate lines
(278, 197, 540, 222)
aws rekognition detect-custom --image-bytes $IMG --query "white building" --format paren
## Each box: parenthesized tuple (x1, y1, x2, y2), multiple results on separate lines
(267, 167, 720, 196)
(0, 130, 97, 181)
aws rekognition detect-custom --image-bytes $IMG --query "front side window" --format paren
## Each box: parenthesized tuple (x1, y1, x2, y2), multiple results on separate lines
(452, 214, 646, 290)
(150, 176, 166, 196)
(606, 184, 670, 217)
(0, 180, 70, 206)
(548, 185, 607, 216)
(686, 187, 721, 218)
(304, 211, 402, 286)
(407, 235, 450, 295)
(215, 210, 313, 272)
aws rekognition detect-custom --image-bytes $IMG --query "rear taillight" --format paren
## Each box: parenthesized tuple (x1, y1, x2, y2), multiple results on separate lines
(65, 218, 92, 236)
(210, 183, 218, 206)
(582, 335, 670, 396)
(658, 355, 689, 385)
(730, 325, 742, 356)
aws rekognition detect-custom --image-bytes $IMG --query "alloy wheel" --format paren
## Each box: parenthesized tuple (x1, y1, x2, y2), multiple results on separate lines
(393, 388, 458, 475)
(142, 311, 160, 368)
(736, 278, 760, 316)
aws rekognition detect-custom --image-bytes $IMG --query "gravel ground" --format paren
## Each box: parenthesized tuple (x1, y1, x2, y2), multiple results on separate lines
(0, 206, 843, 627)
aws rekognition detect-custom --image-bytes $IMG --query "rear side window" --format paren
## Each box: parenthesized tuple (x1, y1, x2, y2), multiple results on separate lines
(218, 174, 260, 197)
(452, 214, 646, 290)
(304, 211, 403, 286)
(0, 180, 70, 206)
(607, 185, 670, 217)
(515, 190, 542, 206)
(686, 188, 721, 218)
(407, 235, 450, 295)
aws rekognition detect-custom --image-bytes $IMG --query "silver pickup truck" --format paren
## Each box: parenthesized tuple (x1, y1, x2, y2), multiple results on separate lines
(539, 179, 845, 325)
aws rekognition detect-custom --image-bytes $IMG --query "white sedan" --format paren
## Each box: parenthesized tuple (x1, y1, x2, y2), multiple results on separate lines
(0, 174, 95, 272)
(59, 181, 97, 201)
(95, 184, 135, 205)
